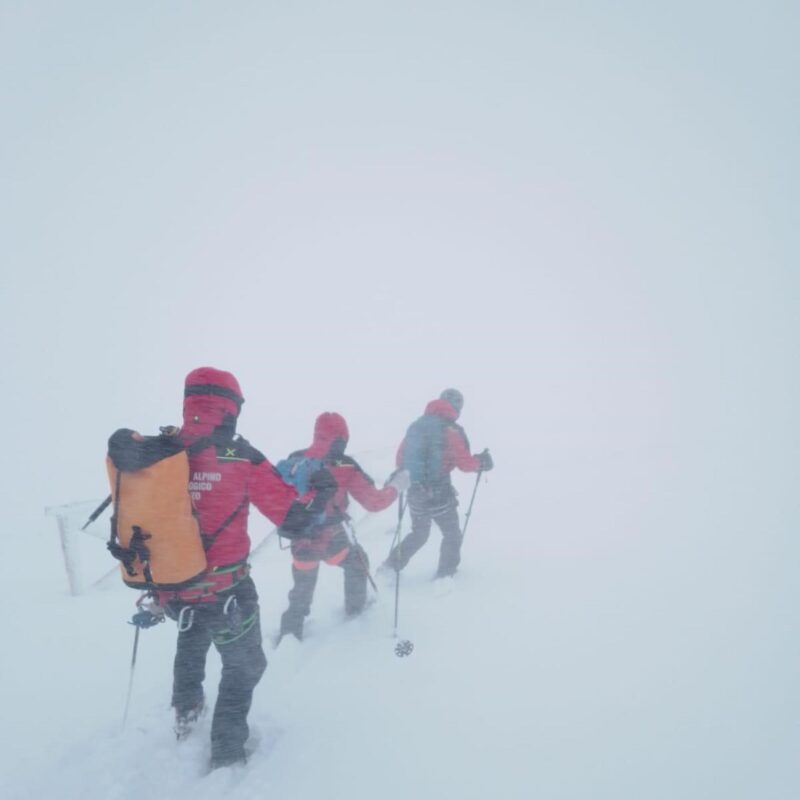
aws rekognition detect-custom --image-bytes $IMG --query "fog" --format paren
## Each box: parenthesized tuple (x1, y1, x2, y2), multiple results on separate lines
(1, 2, 797, 796)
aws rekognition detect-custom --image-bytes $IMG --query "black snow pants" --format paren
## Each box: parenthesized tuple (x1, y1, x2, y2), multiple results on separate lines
(168, 576, 267, 764)
(387, 481, 463, 577)
(280, 524, 369, 640)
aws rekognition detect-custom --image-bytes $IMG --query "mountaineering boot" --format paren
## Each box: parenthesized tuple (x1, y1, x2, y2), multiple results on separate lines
(434, 564, 457, 579)
(379, 562, 404, 592)
(377, 557, 395, 574)
(278, 609, 303, 643)
(209, 749, 247, 771)
(174, 698, 205, 740)
(377, 559, 399, 584)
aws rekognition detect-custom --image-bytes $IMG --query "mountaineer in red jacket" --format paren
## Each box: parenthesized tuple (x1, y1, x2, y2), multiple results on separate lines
(384, 388, 493, 578)
(278, 412, 408, 642)
(156, 367, 333, 770)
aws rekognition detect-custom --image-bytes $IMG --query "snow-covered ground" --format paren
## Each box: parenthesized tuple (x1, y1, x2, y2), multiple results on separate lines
(4, 441, 798, 800)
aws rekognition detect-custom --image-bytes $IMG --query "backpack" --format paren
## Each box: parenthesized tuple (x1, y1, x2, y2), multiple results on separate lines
(275, 452, 324, 496)
(106, 428, 207, 590)
(275, 452, 336, 540)
(400, 415, 450, 484)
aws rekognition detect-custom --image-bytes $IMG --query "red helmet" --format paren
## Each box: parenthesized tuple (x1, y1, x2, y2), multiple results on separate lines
(182, 367, 244, 439)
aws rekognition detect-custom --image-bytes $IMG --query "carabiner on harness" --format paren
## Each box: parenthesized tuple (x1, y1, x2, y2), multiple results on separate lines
(223, 595, 243, 635)
(177, 605, 195, 633)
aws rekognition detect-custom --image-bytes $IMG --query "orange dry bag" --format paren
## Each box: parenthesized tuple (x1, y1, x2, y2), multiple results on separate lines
(106, 428, 207, 590)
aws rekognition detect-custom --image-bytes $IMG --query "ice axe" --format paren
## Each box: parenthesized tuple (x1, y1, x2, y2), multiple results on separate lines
(81, 495, 112, 530)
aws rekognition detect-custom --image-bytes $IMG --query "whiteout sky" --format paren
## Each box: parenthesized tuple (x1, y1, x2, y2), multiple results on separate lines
(0, 2, 798, 795)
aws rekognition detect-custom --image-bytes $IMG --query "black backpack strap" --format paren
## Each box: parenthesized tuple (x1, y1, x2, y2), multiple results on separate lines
(201, 496, 249, 552)
(107, 469, 127, 568)
(128, 526, 154, 584)
(186, 435, 214, 456)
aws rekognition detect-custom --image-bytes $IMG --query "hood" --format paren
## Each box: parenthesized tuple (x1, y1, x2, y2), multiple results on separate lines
(305, 412, 350, 460)
(181, 366, 243, 441)
(424, 397, 460, 421)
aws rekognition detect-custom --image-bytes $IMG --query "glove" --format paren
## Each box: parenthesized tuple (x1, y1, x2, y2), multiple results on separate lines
(385, 468, 411, 493)
(477, 449, 494, 472)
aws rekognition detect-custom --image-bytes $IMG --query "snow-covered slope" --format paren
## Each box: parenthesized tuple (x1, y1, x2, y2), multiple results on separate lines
(4, 448, 797, 800)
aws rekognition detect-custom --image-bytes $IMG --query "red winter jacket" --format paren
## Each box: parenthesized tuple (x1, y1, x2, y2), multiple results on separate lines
(184, 434, 298, 568)
(396, 398, 482, 478)
(299, 412, 398, 521)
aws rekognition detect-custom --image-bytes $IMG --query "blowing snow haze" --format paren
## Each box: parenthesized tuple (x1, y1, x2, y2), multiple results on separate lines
(0, 2, 797, 799)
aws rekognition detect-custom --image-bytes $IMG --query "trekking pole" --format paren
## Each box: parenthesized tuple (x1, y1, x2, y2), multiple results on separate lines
(390, 495, 414, 656)
(121, 625, 140, 730)
(461, 470, 484, 540)
(390, 495, 406, 638)
(121, 594, 164, 730)
(393, 566, 401, 638)
(81, 495, 112, 530)
(386, 492, 406, 561)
